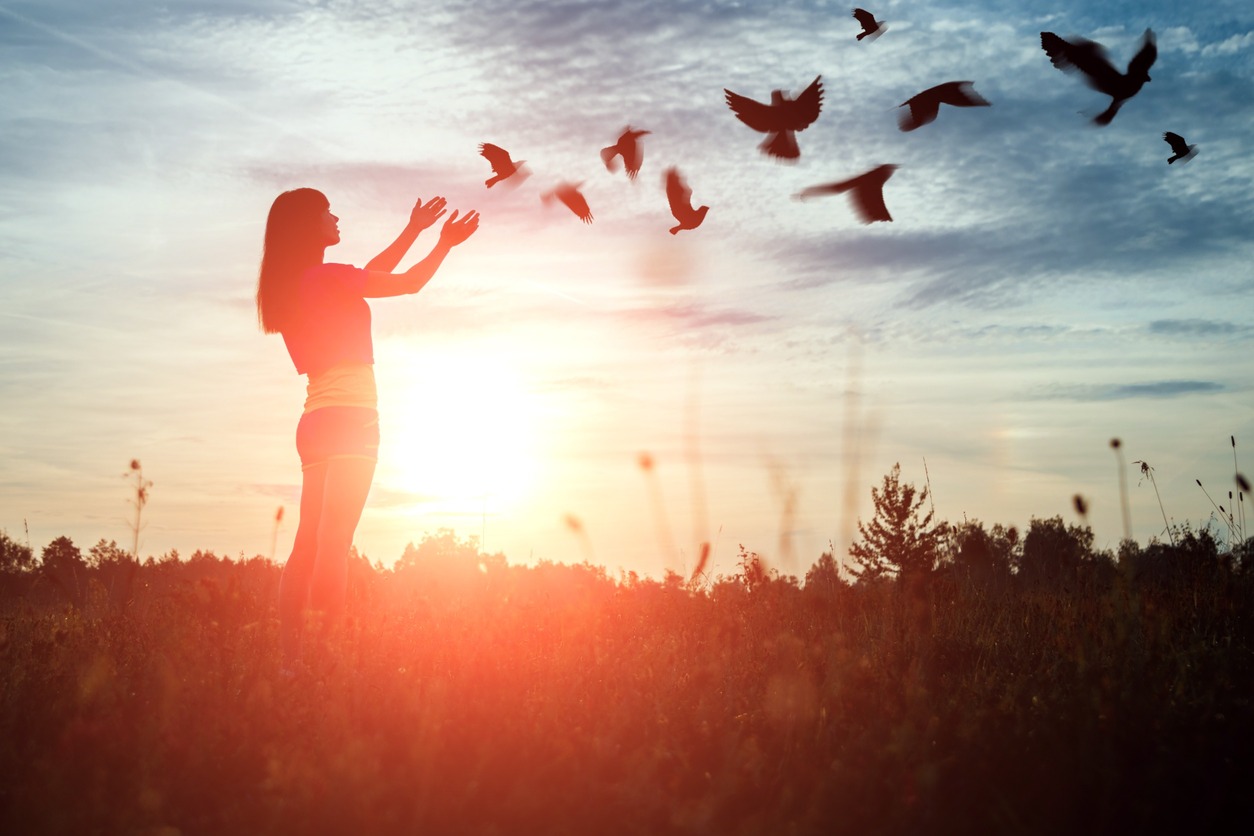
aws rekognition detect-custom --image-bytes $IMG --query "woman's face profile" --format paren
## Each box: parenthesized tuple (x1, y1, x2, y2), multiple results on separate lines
(319, 207, 340, 247)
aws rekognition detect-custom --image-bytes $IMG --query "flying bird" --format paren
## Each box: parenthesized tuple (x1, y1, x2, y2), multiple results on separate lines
(852, 8, 885, 41)
(898, 81, 990, 131)
(664, 167, 709, 234)
(1040, 29, 1157, 125)
(1163, 131, 1197, 164)
(542, 182, 593, 224)
(601, 127, 651, 180)
(478, 143, 527, 188)
(724, 75, 824, 160)
(795, 164, 899, 224)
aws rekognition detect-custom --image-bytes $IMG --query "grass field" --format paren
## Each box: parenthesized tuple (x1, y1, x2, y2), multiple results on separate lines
(2, 528, 1252, 835)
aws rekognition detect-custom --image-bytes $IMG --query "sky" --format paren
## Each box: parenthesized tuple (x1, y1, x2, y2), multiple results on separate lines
(2, 0, 1252, 580)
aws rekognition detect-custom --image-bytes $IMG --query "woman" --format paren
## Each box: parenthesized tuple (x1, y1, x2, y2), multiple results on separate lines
(256, 188, 479, 669)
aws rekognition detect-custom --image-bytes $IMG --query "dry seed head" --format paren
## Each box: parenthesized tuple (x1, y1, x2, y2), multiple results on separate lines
(1110, 438, 1122, 449)
(1072, 494, 1088, 516)
(1238, 473, 1251, 492)
(638, 452, 654, 472)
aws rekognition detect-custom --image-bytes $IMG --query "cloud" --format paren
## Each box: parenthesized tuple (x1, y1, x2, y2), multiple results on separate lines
(1162, 26, 1202, 55)
(641, 300, 776, 330)
(1203, 31, 1254, 57)
(1033, 380, 1226, 401)
(243, 160, 469, 207)
(1148, 319, 1253, 339)
(775, 125, 1254, 310)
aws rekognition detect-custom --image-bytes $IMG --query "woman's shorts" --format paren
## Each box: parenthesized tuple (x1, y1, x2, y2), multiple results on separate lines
(296, 407, 380, 470)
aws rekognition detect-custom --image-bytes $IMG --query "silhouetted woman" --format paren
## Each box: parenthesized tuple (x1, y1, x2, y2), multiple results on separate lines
(256, 188, 479, 670)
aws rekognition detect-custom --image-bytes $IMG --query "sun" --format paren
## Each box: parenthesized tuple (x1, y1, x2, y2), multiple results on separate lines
(375, 345, 540, 515)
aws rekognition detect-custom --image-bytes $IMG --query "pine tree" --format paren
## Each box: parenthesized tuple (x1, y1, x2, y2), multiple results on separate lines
(849, 463, 946, 581)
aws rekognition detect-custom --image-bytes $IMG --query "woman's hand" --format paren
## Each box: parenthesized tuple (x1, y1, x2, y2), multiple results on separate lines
(438, 209, 481, 247)
(409, 197, 448, 231)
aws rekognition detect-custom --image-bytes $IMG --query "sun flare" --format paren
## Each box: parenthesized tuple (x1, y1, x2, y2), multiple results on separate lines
(376, 346, 540, 515)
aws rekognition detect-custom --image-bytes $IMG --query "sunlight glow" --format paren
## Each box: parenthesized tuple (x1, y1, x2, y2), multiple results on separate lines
(376, 344, 541, 516)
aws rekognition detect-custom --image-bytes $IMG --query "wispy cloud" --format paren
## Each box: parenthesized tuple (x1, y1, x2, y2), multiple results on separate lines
(1033, 380, 1226, 401)
(634, 300, 777, 330)
(1148, 319, 1254, 338)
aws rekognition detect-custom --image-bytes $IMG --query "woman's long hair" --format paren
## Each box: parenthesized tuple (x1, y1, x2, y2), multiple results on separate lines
(256, 188, 330, 334)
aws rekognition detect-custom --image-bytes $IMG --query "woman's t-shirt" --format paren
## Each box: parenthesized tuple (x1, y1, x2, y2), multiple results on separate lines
(280, 263, 373, 376)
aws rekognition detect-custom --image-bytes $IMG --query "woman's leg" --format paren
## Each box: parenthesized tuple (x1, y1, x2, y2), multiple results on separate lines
(279, 461, 329, 669)
(308, 456, 376, 623)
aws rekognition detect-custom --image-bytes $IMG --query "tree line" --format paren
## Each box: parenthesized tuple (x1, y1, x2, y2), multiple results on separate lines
(3, 464, 1248, 612)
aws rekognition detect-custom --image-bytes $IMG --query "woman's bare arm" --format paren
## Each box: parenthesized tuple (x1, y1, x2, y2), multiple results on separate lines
(364, 197, 449, 273)
(363, 209, 481, 298)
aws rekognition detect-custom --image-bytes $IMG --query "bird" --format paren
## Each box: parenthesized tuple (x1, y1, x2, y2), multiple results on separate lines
(724, 76, 824, 161)
(1163, 131, 1197, 164)
(852, 8, 885, 41)
(795, 164, 899, 224)
(1040, 29, 1157, 125)
(542, 182, 593, 224)
(664, 167, 709, 234)
(478, 143, 527, 188)
(601, 127, 651, 180)
(898, 81, 990, 131)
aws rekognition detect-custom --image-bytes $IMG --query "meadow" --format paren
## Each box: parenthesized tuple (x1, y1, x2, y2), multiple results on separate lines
(1, 519, 1252, 835)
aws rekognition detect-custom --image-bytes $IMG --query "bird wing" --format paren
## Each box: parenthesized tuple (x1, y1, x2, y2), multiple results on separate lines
(665, 168, 693, 216)
(795, 168, 893, 223)
(624, 131, 647, 177)
(1127, 29, 1157, 78)
(1163, 132, 1189, 154)
(782, 76, 824, 130)
(795, 180, 853, 199)
(724, 88, 777, 132)
(1039, 32, 1075, 70)
(852, 8, 878, 29)
(1041, 32, 1101, 72)
(1041, 33, 1122, 94)
(935, 81, 990, 107)
(479, 143, 514, 173)
(559, 187, 593, 223)
(795, 167, 874, 199)
(601, 143, 621, 171)
(848, 166, 894, 223)
(624, 148, 644, 178)
(850, 189, 890, 223)
(898, 90, 938, 131)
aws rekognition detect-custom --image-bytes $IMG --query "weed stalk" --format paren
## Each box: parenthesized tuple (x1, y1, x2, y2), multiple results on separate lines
(1135, 459, 1174, 547)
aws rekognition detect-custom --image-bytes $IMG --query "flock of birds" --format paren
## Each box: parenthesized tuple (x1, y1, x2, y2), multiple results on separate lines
(477, 131, 709, 234)
(476, 10, 1197, 229)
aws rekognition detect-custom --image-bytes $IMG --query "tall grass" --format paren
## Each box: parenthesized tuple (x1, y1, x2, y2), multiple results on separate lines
(1, 533, 1251, 835)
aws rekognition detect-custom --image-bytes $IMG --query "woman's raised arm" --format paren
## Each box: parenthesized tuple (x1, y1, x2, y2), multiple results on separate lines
(364, 197, 449, 273)
(363, 209, 480, 298)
